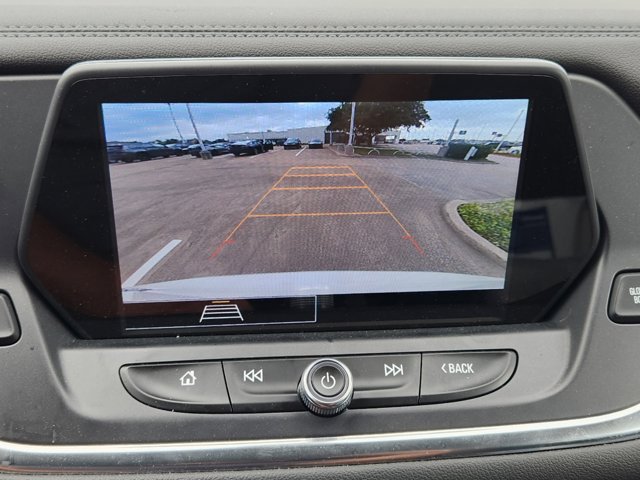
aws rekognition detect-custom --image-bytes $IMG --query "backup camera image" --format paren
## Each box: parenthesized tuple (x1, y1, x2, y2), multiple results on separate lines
(103, 99, 528, 303)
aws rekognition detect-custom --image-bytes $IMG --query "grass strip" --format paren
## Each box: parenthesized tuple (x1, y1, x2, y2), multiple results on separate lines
(457, 200, 515, 251)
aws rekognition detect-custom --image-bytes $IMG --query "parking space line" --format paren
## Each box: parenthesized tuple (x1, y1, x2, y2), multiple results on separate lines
(295, 147, 308, 157)
(347, 166, 425, 256)
(270, 166, 297, 189)
(122, 239, 182, 288)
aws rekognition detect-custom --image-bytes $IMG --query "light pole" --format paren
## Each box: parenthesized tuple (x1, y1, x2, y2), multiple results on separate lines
(348, 102, 356, 146)
(446, 119, 459, 146)
(167, 103, 184, 143)
(495, 109, 525, 152)
(186, 103, 211, 159)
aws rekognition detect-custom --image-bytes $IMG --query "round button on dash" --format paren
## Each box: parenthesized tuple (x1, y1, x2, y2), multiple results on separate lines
(298, 358, 354, 417)
(310, 364, 346, 397)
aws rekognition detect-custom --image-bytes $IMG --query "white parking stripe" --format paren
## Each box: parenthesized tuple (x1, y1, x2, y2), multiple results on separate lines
(295, 147, 307, 157)
(122, 239, 182, 288)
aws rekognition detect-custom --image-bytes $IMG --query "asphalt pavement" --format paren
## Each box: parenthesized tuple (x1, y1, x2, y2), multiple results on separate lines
(109, 147, 519, 286)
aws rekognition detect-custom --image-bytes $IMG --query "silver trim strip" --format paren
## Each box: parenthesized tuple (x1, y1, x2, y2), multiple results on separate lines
(2, 400, 640, 473)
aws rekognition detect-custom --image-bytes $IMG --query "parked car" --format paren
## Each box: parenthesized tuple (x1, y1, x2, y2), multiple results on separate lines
(185, 144, 205, 157)
(229, 139, 265, 156)
(184, 143, 230, 158)
(166, 142, 191, 155)
(108, 143, 175, 163)
(508, 146, 522, 155)
(106, 144, 124, 163)
(283, 138, 302, 150)
(209, 142, 231, 155)
(308, 138, 323, 149)
(262, 140, 275, 151)
(484, 141, 514, 151)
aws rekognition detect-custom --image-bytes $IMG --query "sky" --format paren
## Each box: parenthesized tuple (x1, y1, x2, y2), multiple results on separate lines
(102, 99, 529, 143)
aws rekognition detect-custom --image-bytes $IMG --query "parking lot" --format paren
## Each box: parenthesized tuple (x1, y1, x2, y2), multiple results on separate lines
(109, 147, 519, 287)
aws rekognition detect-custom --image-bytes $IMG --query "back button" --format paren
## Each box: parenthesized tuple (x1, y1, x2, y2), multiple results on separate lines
(223, 358, 313, 412)
(420, 351, 517, 403)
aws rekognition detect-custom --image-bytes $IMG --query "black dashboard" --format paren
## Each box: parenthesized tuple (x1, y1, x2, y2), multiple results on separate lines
(3, 1, 640, 479)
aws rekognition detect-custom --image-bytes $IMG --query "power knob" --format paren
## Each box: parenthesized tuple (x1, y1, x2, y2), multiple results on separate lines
(297, 358, 353, 417)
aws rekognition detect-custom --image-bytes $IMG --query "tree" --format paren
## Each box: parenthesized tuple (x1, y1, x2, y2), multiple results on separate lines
(327, 102, 430, 145)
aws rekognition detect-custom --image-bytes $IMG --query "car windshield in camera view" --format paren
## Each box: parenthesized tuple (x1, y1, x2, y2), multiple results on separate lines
(102, 100, 528, 303)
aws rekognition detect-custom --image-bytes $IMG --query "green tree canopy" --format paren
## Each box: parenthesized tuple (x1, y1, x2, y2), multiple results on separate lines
(327, 102, 430, 144)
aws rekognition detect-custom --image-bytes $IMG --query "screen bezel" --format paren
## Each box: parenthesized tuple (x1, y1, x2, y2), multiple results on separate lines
(19, 58, 599, 339)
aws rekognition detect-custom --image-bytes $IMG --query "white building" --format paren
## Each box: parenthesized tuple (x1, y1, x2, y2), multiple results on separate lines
(227, 126, 327, 143)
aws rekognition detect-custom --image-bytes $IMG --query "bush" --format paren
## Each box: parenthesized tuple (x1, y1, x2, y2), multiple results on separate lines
(457, 200, 514, 251)
(446, 143, 494, 160)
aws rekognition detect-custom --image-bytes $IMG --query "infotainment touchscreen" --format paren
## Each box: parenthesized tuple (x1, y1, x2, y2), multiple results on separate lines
(21, 60, 598, 338)
(102, 100, 528, 304)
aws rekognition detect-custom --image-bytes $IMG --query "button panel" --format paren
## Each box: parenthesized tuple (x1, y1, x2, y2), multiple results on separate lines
(121, 351, 516, 413)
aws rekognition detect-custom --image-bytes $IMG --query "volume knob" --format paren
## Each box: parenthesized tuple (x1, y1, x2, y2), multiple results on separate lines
(297, 358, 353, 417)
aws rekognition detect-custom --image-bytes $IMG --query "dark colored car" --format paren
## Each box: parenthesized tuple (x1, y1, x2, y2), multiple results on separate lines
(106, 144, 124, 163)
(484, 141, 513, 151)
(283, 138, 302, 150)
(203, 142, 231, 156)
(229, 139, 265, 156)
(108, 143, 175, 163)
(263, 140, 275, 150)
(308, 138, 323, 149)
(185, 144, 205, 157)
(209, 142, 231, 155)
(185, 143, 230, 158)
(166, 142, 191, 155)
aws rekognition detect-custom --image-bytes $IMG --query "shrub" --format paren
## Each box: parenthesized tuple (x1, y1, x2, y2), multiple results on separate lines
(457, 200, 514, 251)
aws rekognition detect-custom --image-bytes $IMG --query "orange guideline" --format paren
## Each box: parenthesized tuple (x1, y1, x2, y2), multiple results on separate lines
(210, 165, 425, 259)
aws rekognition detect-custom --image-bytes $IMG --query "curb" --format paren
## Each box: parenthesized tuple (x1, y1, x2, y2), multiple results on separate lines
(443, 200, 508, 264)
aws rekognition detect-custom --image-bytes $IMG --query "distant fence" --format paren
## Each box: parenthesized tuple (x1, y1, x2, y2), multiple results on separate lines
(328, 143, 355, 156)
(329, 142, 454, 158)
